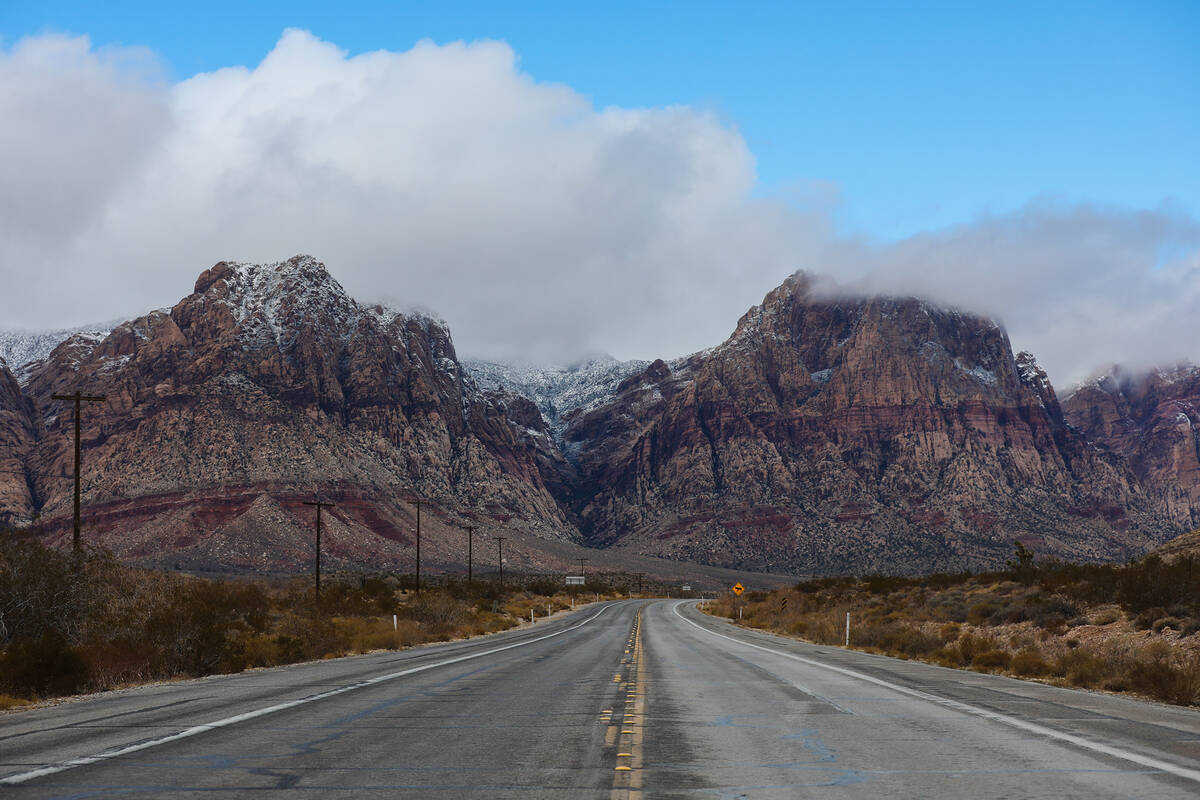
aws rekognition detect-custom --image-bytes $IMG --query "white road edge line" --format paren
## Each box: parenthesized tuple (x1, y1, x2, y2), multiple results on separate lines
(671, 600, 1200, 785)
(0, 604, 614, 786)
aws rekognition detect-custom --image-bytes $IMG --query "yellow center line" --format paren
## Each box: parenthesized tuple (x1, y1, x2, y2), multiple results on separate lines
(611, 607, 647, 799)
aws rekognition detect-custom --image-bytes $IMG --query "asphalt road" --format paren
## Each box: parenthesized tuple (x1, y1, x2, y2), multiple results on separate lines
(2, 599, 1198, 798)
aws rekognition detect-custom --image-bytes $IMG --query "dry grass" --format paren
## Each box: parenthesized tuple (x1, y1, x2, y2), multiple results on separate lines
(706, 554, 1200, 707)
(0, 534, 617, 705)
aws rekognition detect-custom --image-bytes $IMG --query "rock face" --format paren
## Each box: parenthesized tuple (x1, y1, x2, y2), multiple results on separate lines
(1, 261, 1189, 575)
(559, 274, 1167, 574)
(0, 358, 36, 527)
(15, 256, 576, 571)
(1063, 365, 1200, 529)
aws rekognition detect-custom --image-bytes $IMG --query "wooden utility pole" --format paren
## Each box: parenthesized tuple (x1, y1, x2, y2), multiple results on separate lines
(467, 525, 475, 585)
(411, 500, 422, 593)
(495, 536, 508, 588)
(303, 500, 335, 602)
(51, 391, 107, 554)
(578, 557, 588, 578)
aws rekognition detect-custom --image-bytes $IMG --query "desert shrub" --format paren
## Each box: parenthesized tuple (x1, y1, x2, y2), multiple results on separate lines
(929, 647, 960, 668)
(1031, 595, 1080, 627)
(872, 625, 941, 657)
(1152, 617, 1185, 634)
(1066, 616, 1091, 628)
(1032, 612, 1067, 634)
(77, 637, 157, 688)
(997, 602, 1030, 624)
(403, 592, 471, 631)
(1010, 648, 1051, 676)
(1054, 650, 1109, 687)
(972, 650, 1011, 671)
(938, 623, 961, 642)
(1126, 644, 1200, 705)
(241, 634, 287, 668)
(1180, 619, 1200, 638)
(951, 633, 994, 667)
(967, 602, 999, 625)
(1134, 607, 1168, 629)
(932, 599, 967, 622)
(1091, 608, 1121, 626)
(0, 632, 88, 697)
(0, 694, 32, 710)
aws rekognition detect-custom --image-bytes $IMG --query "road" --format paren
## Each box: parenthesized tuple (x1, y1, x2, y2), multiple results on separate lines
(1, 600, 1198, 798)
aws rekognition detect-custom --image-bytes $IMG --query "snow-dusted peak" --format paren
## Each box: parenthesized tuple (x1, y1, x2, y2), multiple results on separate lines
(0, 321, 123, 376)
(464, 355, 649, 430)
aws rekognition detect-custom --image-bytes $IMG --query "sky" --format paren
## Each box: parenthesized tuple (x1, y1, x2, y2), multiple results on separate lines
(1, 1, 1198, 383)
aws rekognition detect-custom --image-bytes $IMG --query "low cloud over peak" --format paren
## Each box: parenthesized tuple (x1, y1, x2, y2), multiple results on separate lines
(1, 30, 1197, 386)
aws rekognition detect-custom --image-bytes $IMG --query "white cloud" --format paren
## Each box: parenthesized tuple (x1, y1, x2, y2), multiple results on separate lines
(843, 202, 1200, 383)
(1, 30, 1197, 386)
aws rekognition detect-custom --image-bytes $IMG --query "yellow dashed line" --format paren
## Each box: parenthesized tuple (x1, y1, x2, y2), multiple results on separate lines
(610, 607, 647, 799)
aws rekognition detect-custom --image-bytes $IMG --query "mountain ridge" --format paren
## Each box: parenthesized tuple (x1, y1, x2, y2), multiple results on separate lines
(0, 257, 1191, 575)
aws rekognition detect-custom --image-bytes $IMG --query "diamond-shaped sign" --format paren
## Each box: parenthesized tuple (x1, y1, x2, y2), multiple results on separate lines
(731, 583, 745, 596)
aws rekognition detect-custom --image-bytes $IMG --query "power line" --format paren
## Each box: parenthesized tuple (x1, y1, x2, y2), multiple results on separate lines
(495, 536, 508, 589)
(302, 499, 335, 602)
(50, 391, 107, 554)
(411, 499, 422, 593)
(466, 525, 475, 585)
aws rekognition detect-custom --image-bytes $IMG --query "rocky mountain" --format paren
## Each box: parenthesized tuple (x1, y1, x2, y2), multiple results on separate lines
(10, 256, 577, 572)
(557, 274, 1170, 574)
(463, 356, 649, 433)
(1, 259, 1190, 576)
(1151, 527, 1200, 562)
(0, 323, 119, 378)
(1063, 365, 1200, 529)
(0, 357, 36, 528)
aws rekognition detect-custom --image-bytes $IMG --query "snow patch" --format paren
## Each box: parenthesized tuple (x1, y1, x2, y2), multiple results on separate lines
(955, 359, 997, 386)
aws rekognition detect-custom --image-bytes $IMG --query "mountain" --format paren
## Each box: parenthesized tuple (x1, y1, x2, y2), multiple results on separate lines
(13, 256, 576, 572)
(0, 357, 36, 527)
(463, 356, 649, 433)
(1062, 364, 1200, 529)
(0, 323, 120, 378)
(1, 259, 1189, 576)
(556, 274, 1168, 574)
(1150, 527, 1200, 562)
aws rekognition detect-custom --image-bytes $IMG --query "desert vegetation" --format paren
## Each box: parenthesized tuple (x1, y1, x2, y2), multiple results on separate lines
(0, 534, 618, 709)
(706, 546, 1200, 706)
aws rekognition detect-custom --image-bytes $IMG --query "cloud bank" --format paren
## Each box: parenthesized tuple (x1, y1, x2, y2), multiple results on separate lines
(1, 30, 1197, 385)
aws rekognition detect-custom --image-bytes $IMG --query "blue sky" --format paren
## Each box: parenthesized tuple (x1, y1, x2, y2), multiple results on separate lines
(2, 2, 1199, 378)
(4, 0, 1197, 239)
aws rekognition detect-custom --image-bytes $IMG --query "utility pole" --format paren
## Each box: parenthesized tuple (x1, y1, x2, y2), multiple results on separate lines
(578, 557, 588, 579)
(302, 500, 334, 602)
(495, 536, 508, 589)
(411, 499, 422, 593)
(637, 572, 645, 595)
(51, 391, 107, 554)
(466, 526, 475, 585)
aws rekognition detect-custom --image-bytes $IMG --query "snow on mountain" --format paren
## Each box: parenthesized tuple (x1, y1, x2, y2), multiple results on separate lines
(463, 355, 649, 430)
(0, 322, 122, 377)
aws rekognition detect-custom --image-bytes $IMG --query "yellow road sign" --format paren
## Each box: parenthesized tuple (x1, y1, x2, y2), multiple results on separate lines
(731, 583, 744, 596)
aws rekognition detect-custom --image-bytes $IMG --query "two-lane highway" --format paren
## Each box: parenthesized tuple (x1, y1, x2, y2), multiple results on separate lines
(3, 599, 1199, 798)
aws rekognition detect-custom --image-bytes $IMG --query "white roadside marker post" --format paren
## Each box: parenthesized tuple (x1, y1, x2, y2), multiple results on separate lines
(845, 611, 851, 646)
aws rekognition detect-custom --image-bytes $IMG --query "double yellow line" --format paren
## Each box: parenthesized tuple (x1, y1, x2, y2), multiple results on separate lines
(608, 607, 645, 799)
